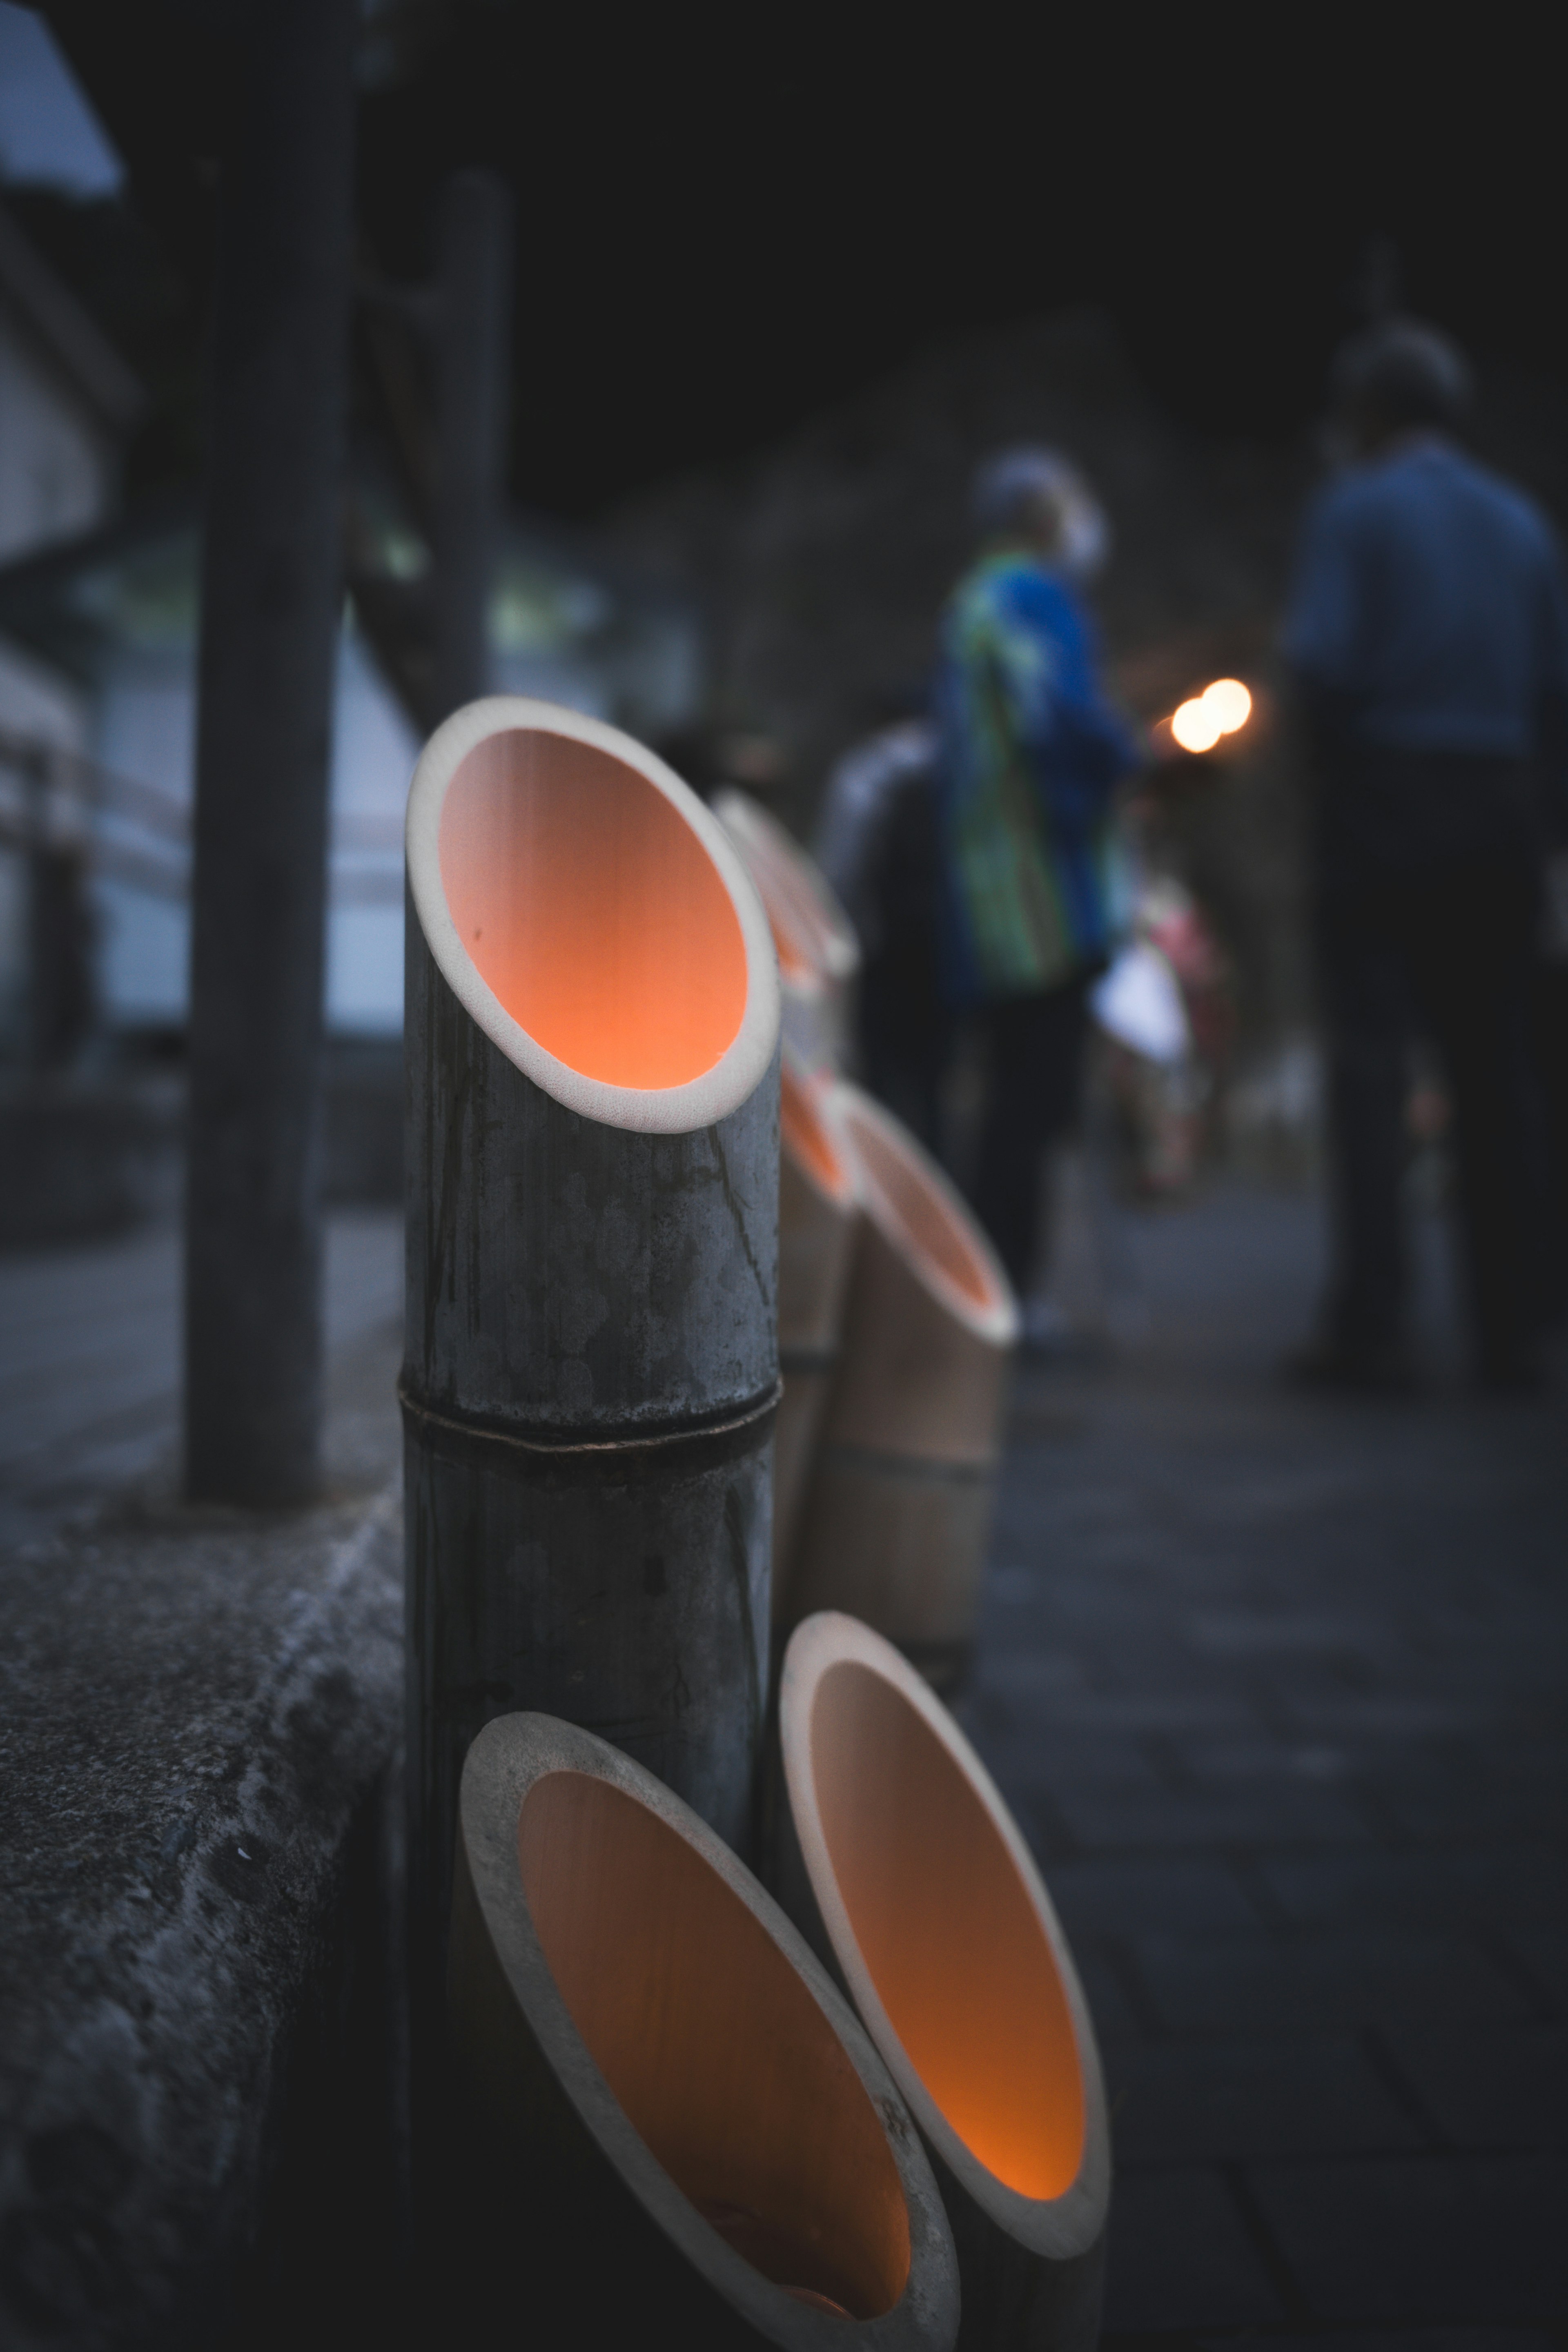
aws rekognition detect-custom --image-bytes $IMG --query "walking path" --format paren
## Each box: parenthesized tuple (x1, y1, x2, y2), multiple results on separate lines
(2, 1184, 1562, 2339)
(0, 1210, 403, 1546)
(968, 1182, 1568, 2341)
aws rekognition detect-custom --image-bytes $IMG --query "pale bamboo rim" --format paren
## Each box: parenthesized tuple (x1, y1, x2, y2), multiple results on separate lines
(457, 1710, 959, 2347)
(714, 788, 860, 990)
(780, 1612, 1110, 2263)
(831, 1083, 1018, 1346)
(782, 1046, 859, 1211)
(407, 697, 780, 1134)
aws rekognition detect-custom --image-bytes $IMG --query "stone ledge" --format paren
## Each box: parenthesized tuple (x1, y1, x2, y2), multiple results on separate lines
(0, 1482, 405, 2351)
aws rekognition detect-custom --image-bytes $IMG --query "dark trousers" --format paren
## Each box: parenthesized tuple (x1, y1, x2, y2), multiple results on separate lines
(1318, 854, 1548, 1377)
(860, 949, 948, 1162)
(972, 978, 1093, 1292)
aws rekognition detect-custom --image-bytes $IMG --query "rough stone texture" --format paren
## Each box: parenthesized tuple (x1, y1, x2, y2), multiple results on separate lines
(0, 1239, 408, 2352)
(959, 1178, 1568, 2343)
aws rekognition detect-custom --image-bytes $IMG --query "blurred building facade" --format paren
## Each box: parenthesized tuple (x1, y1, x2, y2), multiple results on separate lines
(0, 201, 703, 1064)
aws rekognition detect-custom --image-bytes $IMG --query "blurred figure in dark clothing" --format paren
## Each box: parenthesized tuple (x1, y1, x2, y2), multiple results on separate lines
(817, 691, 946, 1153)
(1284, 318, 1568, 1390)
(934, 448, 1140, 1316)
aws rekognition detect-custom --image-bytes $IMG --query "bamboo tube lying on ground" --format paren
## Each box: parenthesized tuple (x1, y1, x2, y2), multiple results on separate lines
(445, 1710, 960, 2349)
(776, 1613, 1110, 2352)
(786, 1083, 1017, 1690)
(774, 1053, 859, 1604)
(403, 698, 781, 2046)
(714, 789, 858, 1072)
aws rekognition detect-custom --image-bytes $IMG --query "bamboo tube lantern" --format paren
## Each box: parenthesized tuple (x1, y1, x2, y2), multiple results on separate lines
(446, 1710, 960, 2348)
(785, 1084, 1017, 1690)
(714, 789, 859, 1073)
(776, 1614, 1110, 2352)
(403, 697, 782, 2031)
(774, 1052, 859, 1604)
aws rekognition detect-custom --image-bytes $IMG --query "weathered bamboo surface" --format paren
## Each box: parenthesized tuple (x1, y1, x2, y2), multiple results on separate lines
(776, 1613, 1110, 2352)
(787, 1084, 1016, 1686)
(773, 1056, 859, 1608)
(445, 1710, 960, 2348)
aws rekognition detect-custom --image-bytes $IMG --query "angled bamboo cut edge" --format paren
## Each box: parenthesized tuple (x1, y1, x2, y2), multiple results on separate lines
(786, 1083, 1018, 1689)
(775, 1613, 1110, 2352)
(713, 788, 859, 1073)
(403, 696, 783, 2054)
(774, 1051, 860, 1606)
(445, 1709, 961, 2350)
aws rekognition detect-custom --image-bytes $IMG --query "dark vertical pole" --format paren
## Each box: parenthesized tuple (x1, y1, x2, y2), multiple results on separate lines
(184, 0, 358, 1505)
(431, 171, 514, 719)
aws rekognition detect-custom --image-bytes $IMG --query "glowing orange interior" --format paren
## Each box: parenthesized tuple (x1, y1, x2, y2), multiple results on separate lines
(840, 1099, 998, 1314)
(733, 824, 829, 984)
(439, 729, 748, 1088)
(519, 1770, 909, 2319)
(782, 1061, 852, 1200)
(810, 1662, 1085, 2200)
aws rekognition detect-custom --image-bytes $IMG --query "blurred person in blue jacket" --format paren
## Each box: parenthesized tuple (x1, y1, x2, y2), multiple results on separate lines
(816, 686, 946, 1155)
(935, 448, 1140, 1319)
(1283, 317, 1568, 1390)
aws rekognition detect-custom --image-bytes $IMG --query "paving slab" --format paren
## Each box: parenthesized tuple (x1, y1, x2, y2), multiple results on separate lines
(1205, 2332, 1561, 2352)
(1245, 2155, 1568, 2323)
(1104, 2035, 1424, 2163)
(1099, 2167, 1288, 2332)
(1128, 1927, 1538, 2038)
(1259, 1848, 1568, 1932)
(1051, 1775, 1373, 1851)
(1040, 1857, 1265, 1940)
(966, 1178, 1568, 2334)
(1380, 2023, 1568, 2151)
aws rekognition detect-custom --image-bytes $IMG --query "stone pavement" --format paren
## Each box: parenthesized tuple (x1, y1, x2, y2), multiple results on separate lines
(964, 1182, 1568, 2345)
(0, 1213, 408, 2350)
(0, 1209, 404, 1546)
(3, 1184, 1563, 2344)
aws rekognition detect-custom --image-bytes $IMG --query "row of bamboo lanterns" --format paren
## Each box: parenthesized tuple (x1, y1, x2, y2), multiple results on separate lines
(403, 702, 1107, 2346)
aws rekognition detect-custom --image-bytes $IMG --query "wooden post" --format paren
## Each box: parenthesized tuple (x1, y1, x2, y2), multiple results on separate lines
(401, 697, 781, 2066)
(431, 170, 513, 720)
(183, 0, 357, 1505)
(776, 1613, 1111, 2352)
(444, 1709, 960, 2347)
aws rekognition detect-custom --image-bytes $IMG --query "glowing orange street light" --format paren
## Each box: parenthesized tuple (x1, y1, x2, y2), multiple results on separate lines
(1202, 677, 1252, 733)
(1171, 697, 1224, 753)
(1166, 677, 1253, 755)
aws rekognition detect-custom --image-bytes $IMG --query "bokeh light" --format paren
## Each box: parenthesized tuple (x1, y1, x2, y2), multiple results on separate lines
(1201, 678, 1252, 733)
(1171, 698, 1224, 753)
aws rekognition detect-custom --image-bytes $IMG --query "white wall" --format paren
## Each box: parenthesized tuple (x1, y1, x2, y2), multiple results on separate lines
(0, 293, 112, 563)
(93, 618, 418, 1036)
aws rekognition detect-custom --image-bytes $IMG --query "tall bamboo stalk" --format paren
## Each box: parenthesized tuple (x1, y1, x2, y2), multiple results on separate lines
(773, 1055, 858, 1611)
(787, 1085, 1016, 1690)
(403, 697, 781, 2053)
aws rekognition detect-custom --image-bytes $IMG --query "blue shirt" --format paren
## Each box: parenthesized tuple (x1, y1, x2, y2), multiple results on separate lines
(1283, 440, 1568, 759)
(935, 553, 1138, 1005)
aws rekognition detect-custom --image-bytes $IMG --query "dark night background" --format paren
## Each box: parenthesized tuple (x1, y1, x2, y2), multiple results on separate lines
(27, 3, 1563, 517)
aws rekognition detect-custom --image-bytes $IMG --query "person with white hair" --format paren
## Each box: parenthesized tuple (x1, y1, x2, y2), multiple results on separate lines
(1283, 316, 1568, 1390)
(935, 445, 1140, 1316)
